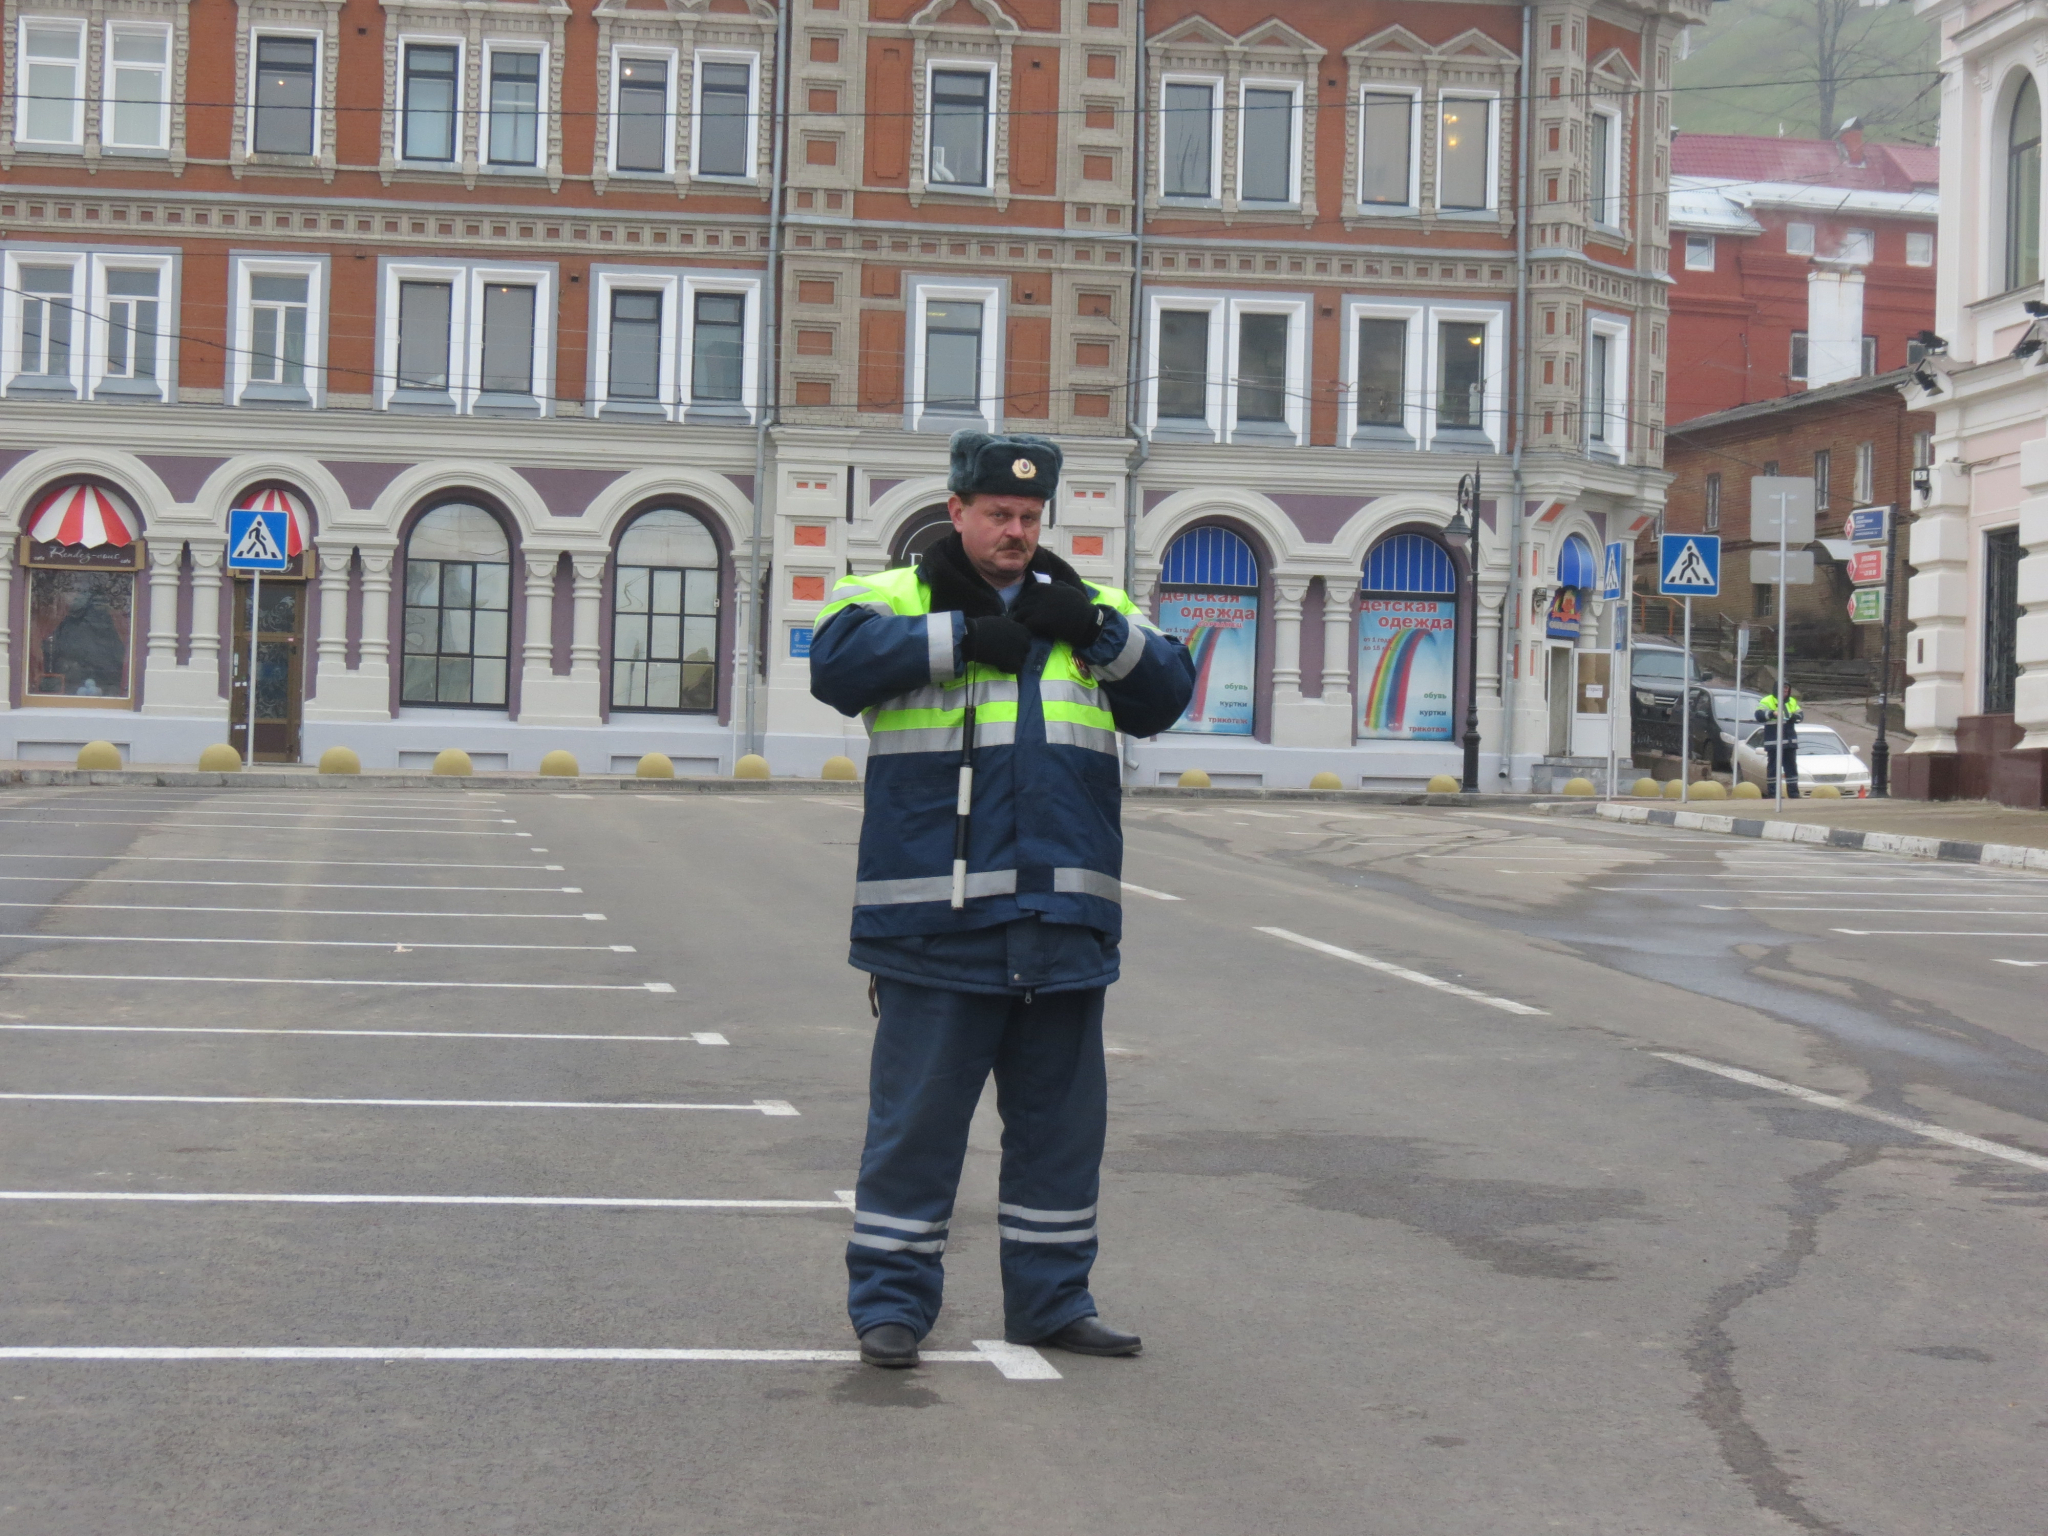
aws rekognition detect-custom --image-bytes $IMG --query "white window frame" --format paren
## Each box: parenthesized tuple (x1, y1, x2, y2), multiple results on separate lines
(480, 40, 548, 172)
(1905, 230, 1934, 267)
(588, 266, 681, 418)
(678, 272, 763, 422)
(1157, 72, 1223, 202)
(923, 58, 996, 194)
(907, 276, 1004, 431)
(465, 264, 557, 415)
(1841, 227, 1875, 264)
(245, 27, 323, 158)
(1338, 297, 1424, 446)
(609, 46, 678, 177)
(1786, 221, 1815, 256)
(1354, 85, 1420, 215)
(101, 20, 172, 153)
(1854, 440, 1875, 503)
(85, 251, 176, 402)
(1422, 301, 1509, 450)
(16, 16, 87, 148)
(396, 33, 465, 168)
(1224, 294, 1308, 445)
(1684, 233, 1716, 271)
(228, 252, 327, 408)
(2, 246, 87, 395)
(1588, 104, 1623, 230)
(1236, 77, 1303, 206)
(378, 257, 470, 412)
(1583, 313, 1630, 459)
(1143, 290, 1226, 441)
(1434, 90, 1500, 215)
(690, 48, 760, 181)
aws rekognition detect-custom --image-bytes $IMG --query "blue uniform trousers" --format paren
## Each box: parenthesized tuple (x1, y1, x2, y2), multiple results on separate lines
(846, 976, 1106, 1343)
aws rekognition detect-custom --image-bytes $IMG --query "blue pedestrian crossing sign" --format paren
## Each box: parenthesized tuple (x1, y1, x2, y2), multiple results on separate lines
(227, 507, 290, 572)
(1659, 532, 1720, 597)
(1600, 540, 1628, 601)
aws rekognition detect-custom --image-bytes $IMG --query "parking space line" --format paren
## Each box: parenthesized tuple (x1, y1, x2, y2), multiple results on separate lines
(0, 903, 607, 920)
(1703, 904, 2048, 916)
(1653, 1052, 2048, 1174)
(0, 1023, 727, 1043)
(0, 854, 565, 871)
(0, 819, 532, 838)
(0, 1342, 1058, 1377)
(0, 876, 585, 893)
(1994, 959, 2048, 967)
(0, 1094, 799, 1113)
(0, 1191, 845, 1209)
(1832, 929, 2048, 937)
(3, 807, 519, 825)
(1605, 886, 2048, 897)
(1120, 881, 1183, 902)
(0, 974, 673, 992)
(1256, 927, 1546, 1016)
(0, 935, 634, 952)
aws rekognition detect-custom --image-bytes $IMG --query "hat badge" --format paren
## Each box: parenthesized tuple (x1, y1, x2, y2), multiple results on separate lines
(1012, 457, 1038, 480)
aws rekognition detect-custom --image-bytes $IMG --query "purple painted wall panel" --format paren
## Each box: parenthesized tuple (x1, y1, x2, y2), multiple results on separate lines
(551, 555, 573, 676)
(139, 455, 228, 503)
(868, 477, 904, 505)
(345, 551, 363, 670)
(1144, 488, 1174, 515)
(725, 474, 754, 503)
(1299, 578, 1325, 699)
(176, 545, 194, 665)
(321, 461, 412, 509)
(1270, 494, 1371, 544)
(517, 467, 625, 517)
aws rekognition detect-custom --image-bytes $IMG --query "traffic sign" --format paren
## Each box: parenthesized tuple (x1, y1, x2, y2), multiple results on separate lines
(1751, 549, 1815, 585)
(1847, 548, 1887, 585)
(1849, 586, 1886, 624)
(227, 508, 290, 572)
(1601, 540, 1628, 601)
(1846, 505, 1890, 544)
(1750, 477, 1816, 543)
(1659, 533, 1721, 596)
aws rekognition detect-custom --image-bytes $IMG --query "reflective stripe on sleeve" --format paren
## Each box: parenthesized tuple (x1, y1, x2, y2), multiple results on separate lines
(996, 1202, 1097, 1222)
(997, 1225, 1098, 1245)
(1052, 867, 1121, 902)
(927, 611, 957, 683)
(1093, 618, 1150, 682)
(856, 869, 1020, 905)
(849, 1233, 948, 1254)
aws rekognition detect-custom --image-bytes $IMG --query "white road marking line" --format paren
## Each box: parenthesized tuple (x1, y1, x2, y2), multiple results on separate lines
(835, 1189, 856, 1206)
(1653, 1052, 2048, 1174)
(0, 854, 565, 871)
(1832, 929, 2048, 937)
(1120, 881, 1183, 902)
(0, 1023, 723, 1044)
(1235, 810, 1297, 820)
(0, 974, 672, 993)
(0, 1191, 846, 1209)
(0, 1342, 1058, 1377)
(0, 935, 633, 952)
(1256, 927, 1546, 1016)
(0, 1094, 798, 1113)
(1704, 904, 2048, 916)
(1607, 886, 2048, 898)
(1995, 959, 2048, 967)
(0, 819, 531, 839)
(0, 876, 584, 893)
(0, 902, 606, 920)
(6, 806, 519, 825)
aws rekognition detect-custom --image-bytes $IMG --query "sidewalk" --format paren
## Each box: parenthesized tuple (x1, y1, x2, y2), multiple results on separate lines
(1686, 797, 2048, 852)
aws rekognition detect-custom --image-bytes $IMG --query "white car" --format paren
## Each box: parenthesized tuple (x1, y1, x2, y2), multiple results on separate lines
(1733, 722, 1872, 795)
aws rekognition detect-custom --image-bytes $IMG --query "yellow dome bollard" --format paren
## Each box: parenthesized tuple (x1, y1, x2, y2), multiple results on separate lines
(1662, 778, 1686, 799)
(1426, 773, 1461, 793)
(821, 755, 859, 781)
(635, 752, 675, 779)
(538, 750, 579, 777)
(75, 741, 122, 771)
(1731, 780, 1762, 798)
(1810, 783, 1844, 798)
(318, 746, 362, 775)
(734, 754, 771, 779)
(1689, 779, 1727, 800)
(1308, 771, 1344, 790)
(1177, 768, 1211, 788)
(1561, 777, 1596, 796)
(1632, 777, 1663, 798)
(197, 744, 243, 772)
(431, 749, 473, 777)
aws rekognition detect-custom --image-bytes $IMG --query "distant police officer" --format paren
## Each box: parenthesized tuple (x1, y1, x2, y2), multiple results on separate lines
(809, 429, 1196, 1369)
(1755, 688, 1804, 796)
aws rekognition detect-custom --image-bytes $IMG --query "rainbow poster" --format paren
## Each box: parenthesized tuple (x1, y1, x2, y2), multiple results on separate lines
(1157, 590, 1256, 736)
(1357, 598, 1455, 740)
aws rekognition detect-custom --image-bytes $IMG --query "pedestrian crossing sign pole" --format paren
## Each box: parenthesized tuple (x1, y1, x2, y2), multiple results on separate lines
(226, 508, 290, 760)
(1658, 533, 1719, 799)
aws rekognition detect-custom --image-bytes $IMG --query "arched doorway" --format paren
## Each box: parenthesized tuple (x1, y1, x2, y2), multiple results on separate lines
(1546, 534, 1599, 756)
(890, 503, 953, 566)
(228, 486, 315, 762)
(1357, 531, 1458, 741)
(1156, 525, 1260, 736)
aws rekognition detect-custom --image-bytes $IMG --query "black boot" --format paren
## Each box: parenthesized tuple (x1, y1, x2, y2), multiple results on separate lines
(858, 1323, 921, 1368)
(1024, 1315, 1142, 1357)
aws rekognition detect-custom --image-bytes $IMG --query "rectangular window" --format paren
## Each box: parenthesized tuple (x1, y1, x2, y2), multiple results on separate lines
(1438, 97, 1491, 211)
(1754, 582, 1774, 618)
(487, 49, 541, 167)
(1854, 440, 1874, 503)
(102, 268, 159, 382)
(1685, 234, 1715, 271)
(1587, 332, 1611, 444)
(1239, 85, 1295, 203)
(1236, 312, 1288, 423)
(1704, 471, 1721, 532)
(614, 55, 670, 173)
(1157, 309, 1210, 420)
(1786, 221, 1815, 255)
(1355, 317, 1406, 427)
(614, 561, 718, 713)
(249, 273, 309, 389)
(922, 298, 983, 410)
(1986, 527, 2021, 713)
(478, 282, 535, 398)
(20, 20, 83, 145)
(253, 35, 317, 155)
(1906, 230, 1934, 267)
(1790, 331, 1808, 381)
(27, 567, 133, 699)
(694, 57, 753, 178)
(1589, 111, 1616, 226)
(402, 42, 458, 161)
(1813, 448, 1831, 509)
(691, 291, 746, 402)
(1436, 320, 1486, 428)
(17, 265, 75, 378)
(1842, 228, 1874, 264)
(1359, 92, 1413, 207)
(928, 68, 990, 187)
(396, 281, 453, 392)
(403, 555, 510, 707)
(608, 290, 663, 400)
(1861, 335, 1878, 376)
(1162, 80, 1215, 198)
(105, 24, 170, 150)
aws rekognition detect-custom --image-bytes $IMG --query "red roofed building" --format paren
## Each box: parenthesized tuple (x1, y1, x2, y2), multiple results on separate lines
(1666, 129, 1938, 425)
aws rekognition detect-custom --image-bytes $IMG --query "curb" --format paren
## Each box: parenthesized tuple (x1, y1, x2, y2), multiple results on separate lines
(0, 769, 864, 794)
(1587, 801, 2048, 872)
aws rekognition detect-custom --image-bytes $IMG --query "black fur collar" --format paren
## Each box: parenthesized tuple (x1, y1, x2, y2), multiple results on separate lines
(916, 532, 1088, 616)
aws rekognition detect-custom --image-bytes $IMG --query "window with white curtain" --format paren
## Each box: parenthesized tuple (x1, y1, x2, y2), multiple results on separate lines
(693, 53, 756, 178)
(401, 40, 460, 163)
(18, 19, 85, 146)
(1238, 82, 1297, 203)
(487, 48, 542, 167)
(104, 23, 170, 150)
(927, 65, 992, 188)
(1358, 90, 1416, 209)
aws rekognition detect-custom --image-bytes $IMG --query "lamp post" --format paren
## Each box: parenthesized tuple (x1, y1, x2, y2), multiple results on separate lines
(1446, 470, 1483, 793)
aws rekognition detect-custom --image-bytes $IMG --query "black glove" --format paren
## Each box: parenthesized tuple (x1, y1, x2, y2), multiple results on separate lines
(1011, 579, 1105, 648)
(961, 615, 1033, 674)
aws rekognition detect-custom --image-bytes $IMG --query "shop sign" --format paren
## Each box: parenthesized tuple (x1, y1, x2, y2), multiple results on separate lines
(1544, 586, 1584, 641)
(1357, 597, 1455, 741)
(1848, 586, 1886, 625)
(789, 627, 812, 658)
(1158, 588, 1256, 736)
(1847, 548, 1886, 585)
(20, 536, 144, 571)
(1846, 505, 1890, 544)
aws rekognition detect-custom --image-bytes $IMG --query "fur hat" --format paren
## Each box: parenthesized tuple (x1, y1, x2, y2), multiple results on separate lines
(947, 428, 1062, 500)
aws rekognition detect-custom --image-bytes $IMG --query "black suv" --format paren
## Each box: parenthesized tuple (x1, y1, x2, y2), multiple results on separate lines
(1630, 640, 1716, 761)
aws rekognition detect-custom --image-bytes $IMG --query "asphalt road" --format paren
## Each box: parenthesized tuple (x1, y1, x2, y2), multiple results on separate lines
(0, 784, 2044, 1536)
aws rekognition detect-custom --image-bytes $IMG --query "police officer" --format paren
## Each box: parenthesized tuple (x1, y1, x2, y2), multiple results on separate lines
(1755, 687, 1803, 796)
(809, 429, 1196, 1369)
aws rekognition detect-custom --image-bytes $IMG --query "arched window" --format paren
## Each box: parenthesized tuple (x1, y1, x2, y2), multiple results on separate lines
(402, 502, 511, 707)
(2010, 76, 2041, 291)
(1357, 530, 1457, 741)
(20, 481, 142, 706)
(613, 508, 720, 713)
(1156, 525, 1259, 736)
(890, 504, 954, 566)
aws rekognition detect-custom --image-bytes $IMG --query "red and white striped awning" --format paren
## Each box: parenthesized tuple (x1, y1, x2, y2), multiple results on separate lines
(25, 482, 139, 549)
(233, 487, 313, 557)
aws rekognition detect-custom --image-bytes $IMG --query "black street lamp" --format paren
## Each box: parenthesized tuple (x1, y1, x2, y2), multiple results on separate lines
(1446, 470, 1483, 793)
